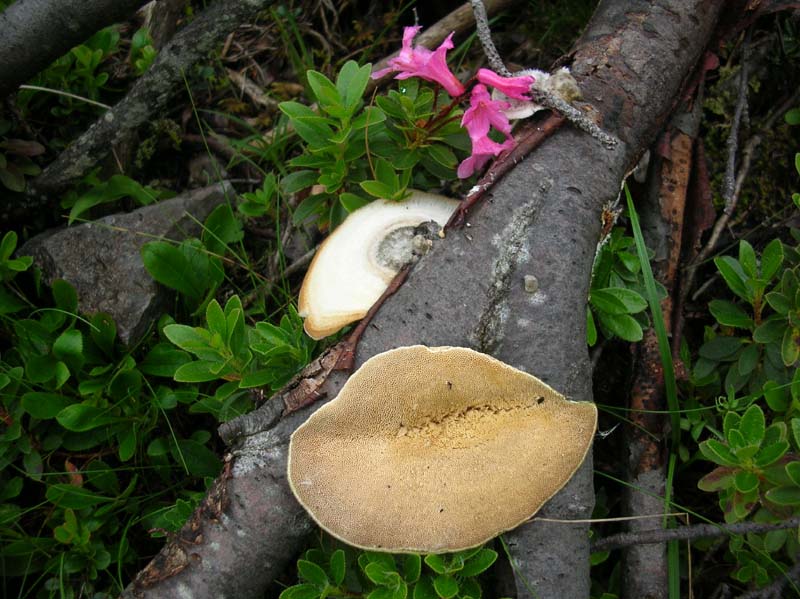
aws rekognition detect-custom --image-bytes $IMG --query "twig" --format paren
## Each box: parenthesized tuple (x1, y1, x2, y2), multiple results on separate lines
(470, 0, 510, 76)
(530, 88, 619, 148)
(226, 69, 279, 111)
(331, 265, 412, 372)
(734, 560, 800, 599)
(591, 517, 800, 552)
(446, 112, 565, 228)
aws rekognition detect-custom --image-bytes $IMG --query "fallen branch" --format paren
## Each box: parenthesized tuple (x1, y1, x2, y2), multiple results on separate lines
(0, 0, 149, 99)
(592, 517, 800, 552)
(28, 0, 276, 200)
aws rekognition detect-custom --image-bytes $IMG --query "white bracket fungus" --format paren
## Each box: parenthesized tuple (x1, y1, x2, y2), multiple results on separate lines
(298, 192, 459, 339)
(288, 345, 598, 553)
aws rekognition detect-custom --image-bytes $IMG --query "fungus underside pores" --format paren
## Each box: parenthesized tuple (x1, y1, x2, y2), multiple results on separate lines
(288, 345, 597, 553)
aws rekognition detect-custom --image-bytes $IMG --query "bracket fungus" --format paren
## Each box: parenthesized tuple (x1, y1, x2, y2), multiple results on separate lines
(288, 345, 598, 553)
(298, 191, 459, 339)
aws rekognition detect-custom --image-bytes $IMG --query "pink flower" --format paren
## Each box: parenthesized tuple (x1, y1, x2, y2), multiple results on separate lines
(371, 26, 466, 97)
(457, 84, 516, 179)
(457, 135, 514, 179)
(461, 84, 513, 141)
(476, 68, 535, 101)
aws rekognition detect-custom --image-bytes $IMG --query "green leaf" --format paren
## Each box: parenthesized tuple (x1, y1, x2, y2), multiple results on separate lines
(792, 418, 800, 450)
(425, 144, 457, 169)
(283, 170, 319, 194)
(763, 380, 790, 412)
(56, 404, 119, 431)
(360, 180, 394, 199)
(292, 194, 328, 225)
(279, 584, 322, 599)
(21, 392, 72, 419)
(352, 106, 386, 129)
(424, 554, 446, 574)
(336, 60, 371, 114)
(433, 574, 459, 599)
(460, 548, 497, 577)
(68, 175, 156, 224)
(141, 240, 216, 301)
(52, 279, 78, 312)
(754, 441, 789, 467)
(340, 192, 371, 213)
(46, 484, 111, 508)
(698, 335, 744, 360)
(766, 291, 791, 314)
(761, 239, 784, 281)
(699, 439, 739, 467)
(329, 550, 346, 586)
(599, 287, 648, 313)
(203, 204, 243, 256)
(781, 326, 800, 366)
(765, 486, 800, 506)
(738, 240, 757, 278)
(365, 561, 397, 586)
(597, 312, 643, 341)
(715, 256, 752, 302)
(709, 300, 752, 329)
(307, 70, 344, 114)
(785, 108, 800, 125)
(118, 426, 137, 461)
(298, 559, 329, 588)
(403, 554, 421, 583)
(586, 307, 597, 346)
(785, 461, 800, 486)
(698, 466, 736, 492)
(737, 343, 759, 376)
(738, 404, 765, 446)
(733, 470, 759, 494)
(753, 318, 787, 343)
(163, 325, 217, 357)
(53, 329, 83, 364)
(173, 360, 228, 383)
(205, 299, 227, 338)
(140, 343, 192, 377)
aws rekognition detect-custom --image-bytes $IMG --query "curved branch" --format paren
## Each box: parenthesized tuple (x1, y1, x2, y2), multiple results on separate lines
(0, 0, 149, 99)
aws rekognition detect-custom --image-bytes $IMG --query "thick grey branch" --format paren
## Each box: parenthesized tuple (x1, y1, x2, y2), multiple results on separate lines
(0, 0, 149, 98)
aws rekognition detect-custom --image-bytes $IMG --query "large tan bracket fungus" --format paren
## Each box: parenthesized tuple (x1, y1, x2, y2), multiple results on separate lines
(298, 192, 459, 339)
(288, 345, 598, 553)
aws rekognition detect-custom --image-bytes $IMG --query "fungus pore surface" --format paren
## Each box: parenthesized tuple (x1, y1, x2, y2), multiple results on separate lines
(288, 346, 598, 553)
(297, 192, 459, 339)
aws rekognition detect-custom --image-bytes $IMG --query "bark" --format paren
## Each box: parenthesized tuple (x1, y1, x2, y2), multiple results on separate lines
(0, 0, 149, 99)
(122, 1, 725, 597)
(622, 96, 701, 599)
(26, 0, 275, 202)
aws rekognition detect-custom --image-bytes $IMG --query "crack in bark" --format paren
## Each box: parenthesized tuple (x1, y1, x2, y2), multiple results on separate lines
(471, 180, 551, 353)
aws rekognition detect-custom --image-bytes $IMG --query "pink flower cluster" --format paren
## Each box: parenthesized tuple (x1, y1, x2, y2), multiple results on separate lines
(372, 27, 535, 179)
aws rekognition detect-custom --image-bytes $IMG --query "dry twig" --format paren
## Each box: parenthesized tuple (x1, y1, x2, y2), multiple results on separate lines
(592, 517, 800, 552)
